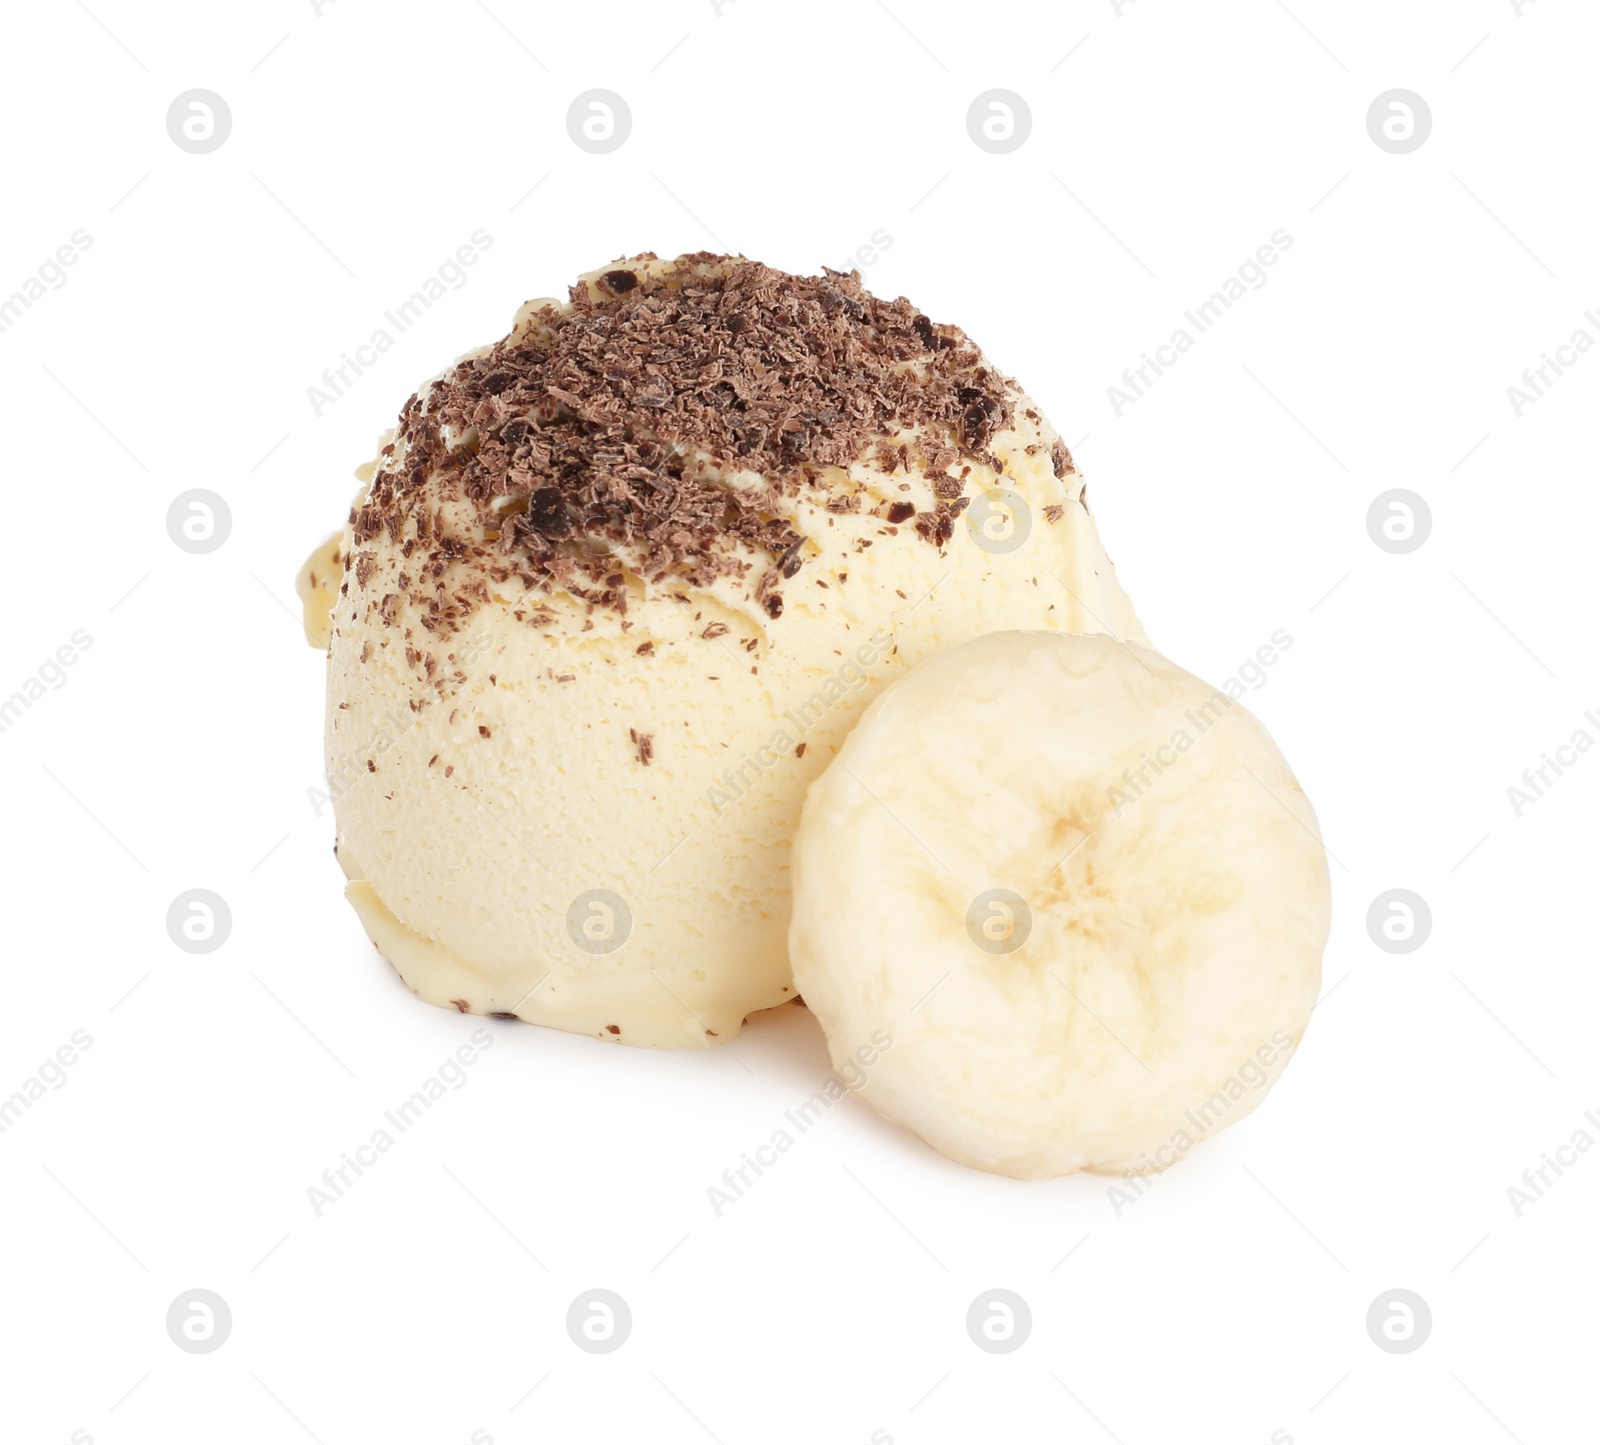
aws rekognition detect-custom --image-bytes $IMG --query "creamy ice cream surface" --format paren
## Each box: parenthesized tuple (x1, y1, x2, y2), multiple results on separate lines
(302, 251, 1145, 1048)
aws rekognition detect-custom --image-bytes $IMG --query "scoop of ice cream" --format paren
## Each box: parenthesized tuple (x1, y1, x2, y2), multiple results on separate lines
(302, 252, 1145, 1048)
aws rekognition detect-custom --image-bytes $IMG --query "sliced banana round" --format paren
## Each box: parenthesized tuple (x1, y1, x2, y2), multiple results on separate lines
(788, 630, 1330, 1180)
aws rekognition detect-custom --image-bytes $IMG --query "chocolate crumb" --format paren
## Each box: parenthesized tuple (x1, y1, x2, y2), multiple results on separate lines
(779, 539, 807, 578)
(795, 742, 807, 758)
(956, 386, 1003, 448)
(449, 999, 470, 1013)
(886, 501, 916, 524)
(630, 728, 654, 766)
(346, 254, 1016, 639)
(605, 1024, 621, 1035)
(526, 487, 571, 540)
(489, 1011, 519, 1020)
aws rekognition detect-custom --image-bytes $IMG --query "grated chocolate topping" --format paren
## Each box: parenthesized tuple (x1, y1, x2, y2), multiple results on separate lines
(348, 253, 1023, 635)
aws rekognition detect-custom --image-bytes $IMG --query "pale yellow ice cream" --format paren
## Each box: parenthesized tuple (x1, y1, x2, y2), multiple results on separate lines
(301, 252, 1145, 1048)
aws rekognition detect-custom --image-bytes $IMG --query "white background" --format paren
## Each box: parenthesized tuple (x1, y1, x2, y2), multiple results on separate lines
(1, 0, 1595, 1441)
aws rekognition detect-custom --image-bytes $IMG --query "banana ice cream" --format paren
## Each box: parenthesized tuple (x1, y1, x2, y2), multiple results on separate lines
(302, 252, 1145, 1048)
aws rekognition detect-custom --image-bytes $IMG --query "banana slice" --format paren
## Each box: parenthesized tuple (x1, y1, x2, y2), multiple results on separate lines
(788, 630, 1330, 1180)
